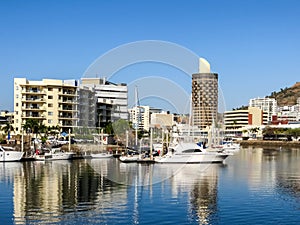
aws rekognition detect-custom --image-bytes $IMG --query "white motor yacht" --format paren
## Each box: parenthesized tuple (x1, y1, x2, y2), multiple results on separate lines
(155, 142, 231, 164)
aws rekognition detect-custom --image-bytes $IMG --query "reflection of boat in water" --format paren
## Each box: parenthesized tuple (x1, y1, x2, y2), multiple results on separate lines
(34, 148, 74, 161)
(0, 145, 24, 162)
(91, 152, 113, 158)
(155, 142, 230, 164)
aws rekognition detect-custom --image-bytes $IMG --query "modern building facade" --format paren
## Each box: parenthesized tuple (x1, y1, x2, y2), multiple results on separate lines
(77, 86, 97, 128)
(192, 58, 218, 129)
(14, 78, 78, 134)
(81, 78, 128, 127)
(224, 107, 267, 130)
(150, 112, 174, 128)
(249, 97, 277, 123)
(128, 105, 150, 131)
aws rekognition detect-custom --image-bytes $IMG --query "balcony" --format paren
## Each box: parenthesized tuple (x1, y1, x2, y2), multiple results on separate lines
(58, 99, 78, 105)
(22, 98, 46, 103)
(21, 114, 46, 119)
(22, 89, 46, 95)
(59, 121, 77, 127)
(58, 91, 78, 97)
(22, 106, 46, 111)
(58, 107, 77, 112)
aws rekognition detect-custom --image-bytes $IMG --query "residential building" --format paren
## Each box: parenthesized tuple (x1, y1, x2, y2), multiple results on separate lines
(129, 106, 150, 131)
(14, 78, 78, 134)
(249, 97, 277, 123)
(0, 111, 14, 125)
(224, 107, 267, 129)
(81, 78, 128, 127)
(275, 104, 300, 124)
(150, 112, 174, 128)
(192, 58, 218, 129)
(77, 86, 97, 128)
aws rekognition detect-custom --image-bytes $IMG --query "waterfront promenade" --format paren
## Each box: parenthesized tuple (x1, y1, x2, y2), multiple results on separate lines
(239, 140, 300, 148)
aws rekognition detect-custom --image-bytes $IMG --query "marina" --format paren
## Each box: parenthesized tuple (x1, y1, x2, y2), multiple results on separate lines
(1, 146, 300, 224)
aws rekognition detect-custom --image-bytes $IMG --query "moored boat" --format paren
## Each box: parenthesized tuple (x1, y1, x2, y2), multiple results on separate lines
(0, 145, 24, 162)
(119, 154, 139, 163)
(34, 148, 74, 161)
(91, 152, 113, 159)
(154, 142, 231, 164)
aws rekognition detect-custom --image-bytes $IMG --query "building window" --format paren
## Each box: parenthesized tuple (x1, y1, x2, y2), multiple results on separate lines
(48, 103, 53, 107)
(16, 94, 19, 99)
(48, 88, 53, 91)
(48, 95, 53, 99)
(16, 111, 18, 115)
(48, 119, 52, 124)
(16, 86, 19, 91)
(16, 103, 18, 107)
(48, 112, 53, 116)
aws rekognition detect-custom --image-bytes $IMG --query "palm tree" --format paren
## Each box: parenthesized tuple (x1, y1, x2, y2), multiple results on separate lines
(0, 122, 14, 143)
(22, 119, 43, 150)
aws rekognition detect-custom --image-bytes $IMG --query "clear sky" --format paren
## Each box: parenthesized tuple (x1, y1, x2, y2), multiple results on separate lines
(1, 0, 300, 112)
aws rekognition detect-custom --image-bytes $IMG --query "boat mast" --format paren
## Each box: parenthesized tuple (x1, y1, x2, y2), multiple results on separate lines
(135, 86, 139, 146)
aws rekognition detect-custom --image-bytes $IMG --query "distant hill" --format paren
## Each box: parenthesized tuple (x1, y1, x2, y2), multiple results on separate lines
(266, 82, 300, 106)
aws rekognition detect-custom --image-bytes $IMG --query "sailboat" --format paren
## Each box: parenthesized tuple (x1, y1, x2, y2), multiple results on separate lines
(119, 86, 140, 163)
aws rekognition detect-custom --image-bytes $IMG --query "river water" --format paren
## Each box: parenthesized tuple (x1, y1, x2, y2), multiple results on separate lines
(1, 147, 300, 225)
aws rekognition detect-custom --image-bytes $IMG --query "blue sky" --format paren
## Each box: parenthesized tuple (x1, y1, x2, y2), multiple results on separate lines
(1, 0, 300, 112)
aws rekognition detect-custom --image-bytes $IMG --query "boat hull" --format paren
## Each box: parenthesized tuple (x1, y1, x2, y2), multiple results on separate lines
(0, 151, 24, 162)
(34, 152, 74, 161)
(119, 155, 139, 163)
(91, 153, 113, 159)
(155, 152, 228, 164)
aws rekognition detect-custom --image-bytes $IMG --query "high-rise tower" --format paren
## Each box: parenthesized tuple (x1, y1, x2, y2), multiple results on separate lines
(192, 58, 218, 129)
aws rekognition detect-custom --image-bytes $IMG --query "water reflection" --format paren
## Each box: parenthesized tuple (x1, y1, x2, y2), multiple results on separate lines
(1, 147, 300, 224)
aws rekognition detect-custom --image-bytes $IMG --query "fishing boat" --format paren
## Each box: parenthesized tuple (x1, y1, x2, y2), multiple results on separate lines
(0, 145, 24, 162)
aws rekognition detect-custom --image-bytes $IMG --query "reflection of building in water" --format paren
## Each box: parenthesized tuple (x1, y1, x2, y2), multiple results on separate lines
(235, 148, 277, 191)
(12, 160, 128, 224)
(167, 164, 219, 224)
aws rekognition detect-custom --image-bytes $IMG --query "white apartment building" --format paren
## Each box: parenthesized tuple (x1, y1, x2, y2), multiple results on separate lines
(81, 78, 128, 127)
(224, 107, 267, 130)
(129, 106, 150, 131)
(249, 97, 277, 123)
(277, 102, 300, 122)
(14, 78, 78, 134)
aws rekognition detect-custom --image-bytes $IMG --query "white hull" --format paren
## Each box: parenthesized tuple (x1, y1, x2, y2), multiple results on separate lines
(34, 148, 74, 161)
(222, 143, 240, 153)
(119, 155, 139, 163)
(0, 150, 24, 162)
(155, 142, 230, 164)
(91, 153, 113, 158)
(155, 152, 228, 164)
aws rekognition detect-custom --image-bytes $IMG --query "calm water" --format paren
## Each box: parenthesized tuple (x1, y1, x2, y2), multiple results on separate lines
(1, 147, 300, 225)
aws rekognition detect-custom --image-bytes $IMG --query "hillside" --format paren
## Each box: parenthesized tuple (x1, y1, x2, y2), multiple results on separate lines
(266, 82, 300, 106)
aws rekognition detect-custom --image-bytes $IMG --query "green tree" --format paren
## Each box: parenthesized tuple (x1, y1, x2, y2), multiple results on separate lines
(22, 119, 46, 149)
(0, 122, 14, 142)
